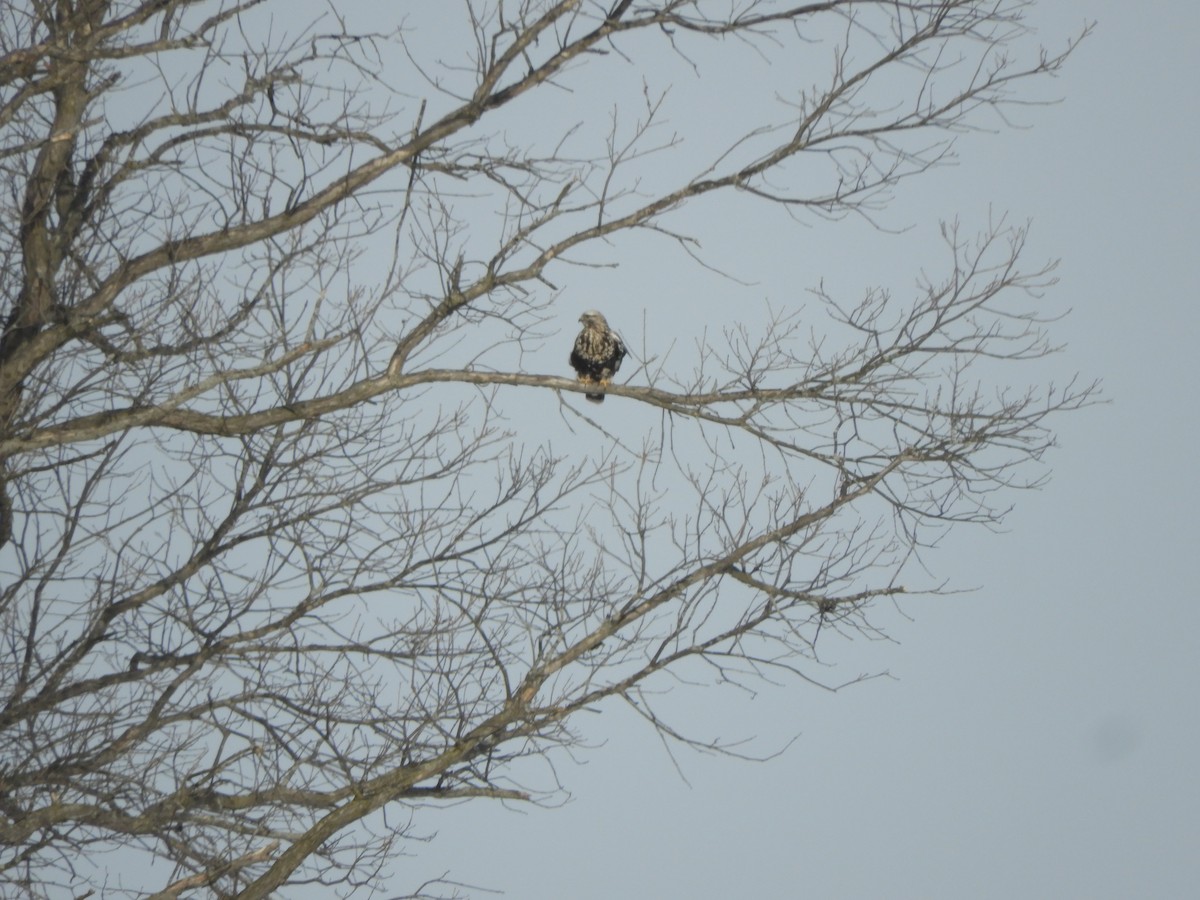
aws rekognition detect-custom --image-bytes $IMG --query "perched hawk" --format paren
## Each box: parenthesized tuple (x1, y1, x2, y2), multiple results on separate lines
(569, 310, 626, 403)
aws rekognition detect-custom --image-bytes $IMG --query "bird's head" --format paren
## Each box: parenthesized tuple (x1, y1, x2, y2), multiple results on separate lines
(579, 310, 608, 328)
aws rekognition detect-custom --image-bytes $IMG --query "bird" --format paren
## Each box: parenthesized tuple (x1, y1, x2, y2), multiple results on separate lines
(569, 310, 626, 403)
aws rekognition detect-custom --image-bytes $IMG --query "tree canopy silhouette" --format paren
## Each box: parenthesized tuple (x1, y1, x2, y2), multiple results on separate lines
(0, 2, 1093, 897)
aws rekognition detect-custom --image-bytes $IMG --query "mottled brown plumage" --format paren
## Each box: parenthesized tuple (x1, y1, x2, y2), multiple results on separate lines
(569, 310, 626, 403)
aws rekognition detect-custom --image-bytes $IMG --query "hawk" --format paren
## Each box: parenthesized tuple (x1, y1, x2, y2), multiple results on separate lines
(569, 310, 626, 403)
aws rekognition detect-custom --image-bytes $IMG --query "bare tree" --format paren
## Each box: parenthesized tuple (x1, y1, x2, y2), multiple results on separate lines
(0, 1, 1094, 897)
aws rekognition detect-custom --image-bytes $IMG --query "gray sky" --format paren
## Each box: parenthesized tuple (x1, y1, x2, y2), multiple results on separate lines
(5, 2, 1195, 897)
(408, 3, 1200, 898)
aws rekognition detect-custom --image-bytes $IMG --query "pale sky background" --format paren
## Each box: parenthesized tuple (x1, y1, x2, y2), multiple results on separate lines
(76, 1, 1194, 896)
(399, 3, 1200, 899)
(8, 2, 1199, 898)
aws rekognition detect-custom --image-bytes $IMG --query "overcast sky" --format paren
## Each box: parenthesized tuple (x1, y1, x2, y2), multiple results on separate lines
(403, 3, 1200, 898)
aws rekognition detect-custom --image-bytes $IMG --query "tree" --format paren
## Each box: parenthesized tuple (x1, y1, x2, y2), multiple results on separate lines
(0, 1, 1094, 896)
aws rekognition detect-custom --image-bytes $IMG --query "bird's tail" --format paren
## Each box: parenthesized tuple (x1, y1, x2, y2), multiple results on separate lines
(585, 392, 604, 403)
